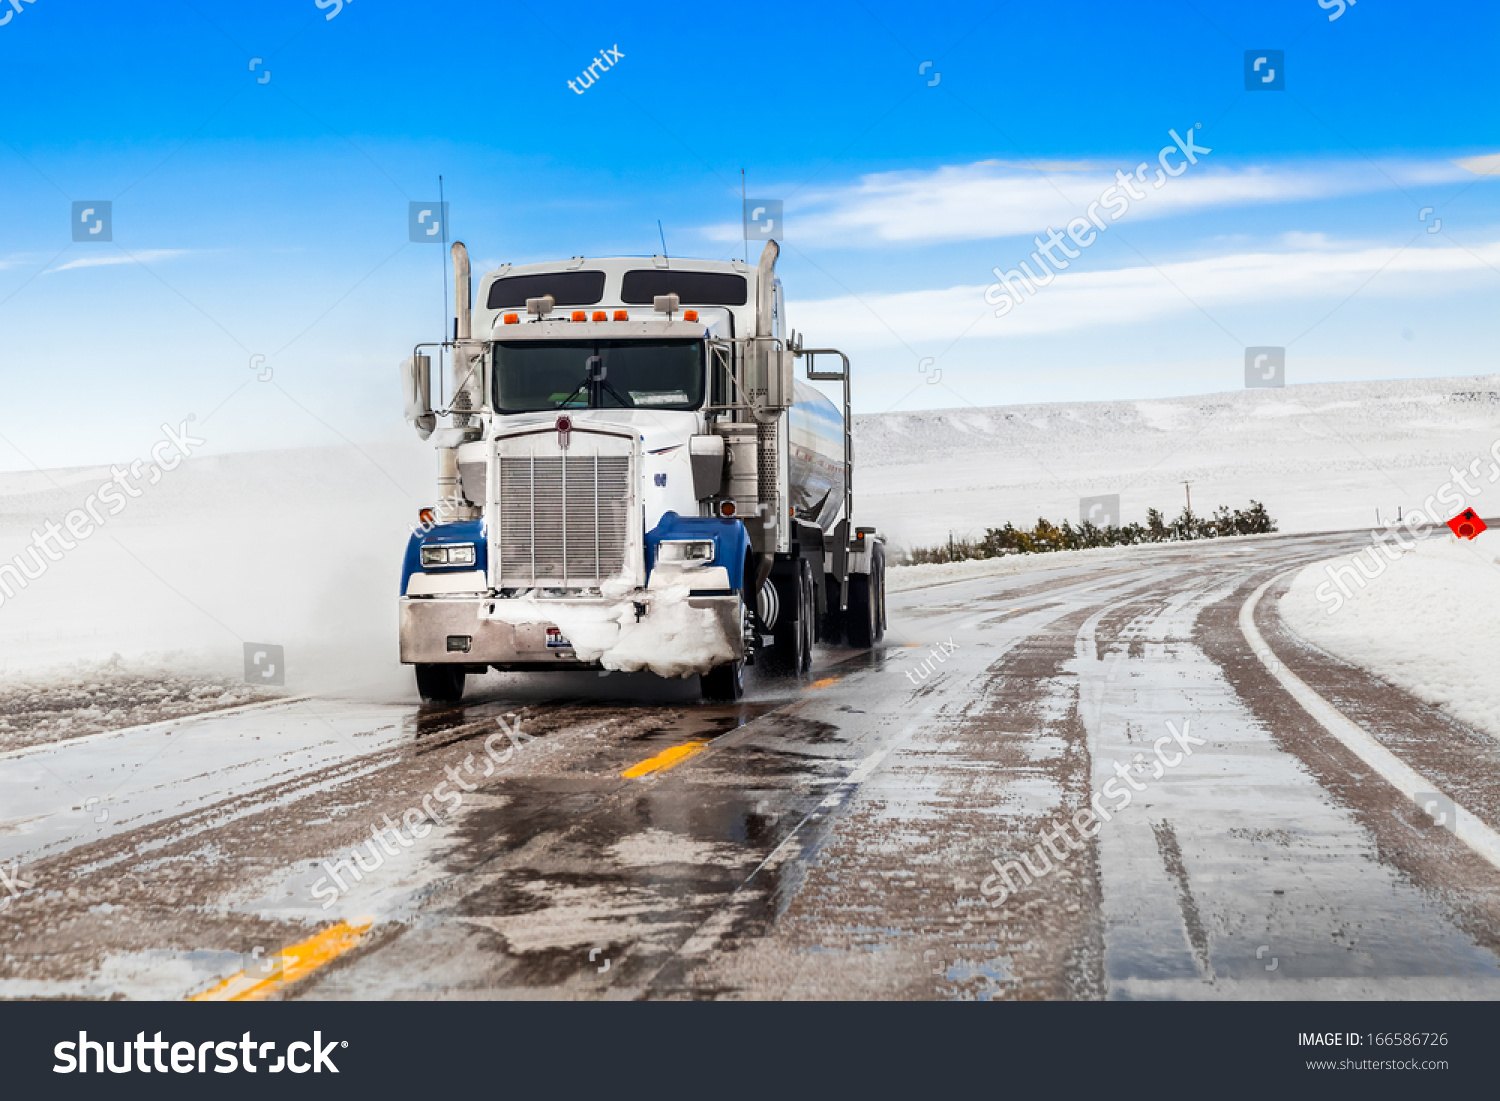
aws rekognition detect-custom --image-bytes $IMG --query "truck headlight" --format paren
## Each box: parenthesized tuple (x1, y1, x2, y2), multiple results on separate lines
(421, 543, 477, 568)
(657, 539, 715, 566)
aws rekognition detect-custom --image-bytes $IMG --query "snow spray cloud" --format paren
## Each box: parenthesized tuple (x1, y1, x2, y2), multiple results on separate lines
(1315, 437, 1500, 615)
(309, 713, 532, 910)
(0, 419, 206, 610)
(979, 718, 1205, 908)
(983, 125, 1212, 318)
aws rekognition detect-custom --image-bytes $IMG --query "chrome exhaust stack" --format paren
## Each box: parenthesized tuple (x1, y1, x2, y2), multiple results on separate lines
(436, 241, 482, 522)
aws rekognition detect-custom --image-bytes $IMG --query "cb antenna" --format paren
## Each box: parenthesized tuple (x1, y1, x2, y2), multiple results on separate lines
(658, 219, 668, 259)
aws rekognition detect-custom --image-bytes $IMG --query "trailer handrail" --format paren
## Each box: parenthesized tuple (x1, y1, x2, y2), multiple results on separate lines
(797, 346, 854, 540)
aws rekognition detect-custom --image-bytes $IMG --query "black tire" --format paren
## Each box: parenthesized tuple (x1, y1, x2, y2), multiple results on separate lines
(702, 593, 748, 700)
(798, 559, 815, 674)
(846, 543, 886, 648)
(415, 664, 466, 704)
(764, 559, 810, 676)
(701, 658, 745, 701)
(821, 574, 844, 646)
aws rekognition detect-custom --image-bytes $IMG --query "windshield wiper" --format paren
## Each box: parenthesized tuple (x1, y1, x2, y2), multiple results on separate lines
(557, 354, 632, 410)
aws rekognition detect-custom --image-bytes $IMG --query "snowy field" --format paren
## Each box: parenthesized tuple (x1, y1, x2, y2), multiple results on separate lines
(2, 373, 1497, 698)
(1280, 527, 1500, 741)
(856, 373, 1500, 552)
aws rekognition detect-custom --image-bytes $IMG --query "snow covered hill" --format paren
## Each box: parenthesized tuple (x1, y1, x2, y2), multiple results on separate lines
(854, 374, 1500, 550)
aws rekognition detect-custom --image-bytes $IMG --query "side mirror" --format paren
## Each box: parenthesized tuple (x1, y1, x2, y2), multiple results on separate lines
(401, 354, 435, 440)
(749, 339, 792, 422)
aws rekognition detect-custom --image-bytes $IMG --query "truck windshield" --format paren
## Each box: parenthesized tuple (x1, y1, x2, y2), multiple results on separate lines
(492, 339, 705, 413)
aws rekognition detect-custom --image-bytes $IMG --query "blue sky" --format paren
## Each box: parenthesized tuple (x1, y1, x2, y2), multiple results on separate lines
(1, 0, 1497, 469)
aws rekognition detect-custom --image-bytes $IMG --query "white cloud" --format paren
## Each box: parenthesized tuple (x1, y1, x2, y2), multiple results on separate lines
(788, 238, 1500, 345)
(1455, 152, 1500, 176)
(705, 156, 1481, 247)
(48, 250, 191, 273)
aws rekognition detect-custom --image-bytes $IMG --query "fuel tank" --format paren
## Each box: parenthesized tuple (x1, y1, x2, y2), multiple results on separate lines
(788, 379, 846, 531)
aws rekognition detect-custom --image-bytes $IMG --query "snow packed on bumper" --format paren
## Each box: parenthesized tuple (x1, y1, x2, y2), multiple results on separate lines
(481, 567, 738, 678)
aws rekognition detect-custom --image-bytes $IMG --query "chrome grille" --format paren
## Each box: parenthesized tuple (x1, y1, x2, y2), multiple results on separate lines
(498, 454, 630, 586)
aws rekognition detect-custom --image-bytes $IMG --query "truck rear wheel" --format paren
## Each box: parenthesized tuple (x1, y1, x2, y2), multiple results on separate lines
(845, 543, 886, 649)
(797, 559, 815, 673)
(764, 558, 811, 676)
(415, 664, 466, 704)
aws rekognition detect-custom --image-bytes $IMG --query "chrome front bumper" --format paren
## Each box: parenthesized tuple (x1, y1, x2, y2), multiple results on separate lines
(399, 590, 743, 675)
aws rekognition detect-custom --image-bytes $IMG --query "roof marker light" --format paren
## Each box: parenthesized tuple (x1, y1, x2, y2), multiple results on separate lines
(571, 310, 586, 322)
(592, 311, 607, 321)
(613, 310, 628, 321)
(684, 309, 699, 322)
(503, 313, 519, 324)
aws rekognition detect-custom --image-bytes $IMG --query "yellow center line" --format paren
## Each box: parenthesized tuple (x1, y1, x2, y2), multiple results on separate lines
(187, 918, 375, 1002)
(621, 738, 711, 779)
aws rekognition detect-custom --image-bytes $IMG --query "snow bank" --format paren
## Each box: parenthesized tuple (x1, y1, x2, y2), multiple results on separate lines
(1280, 529, 1500, 739)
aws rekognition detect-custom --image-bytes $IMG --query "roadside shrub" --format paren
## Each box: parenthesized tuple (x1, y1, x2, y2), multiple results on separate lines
(902, 501, 1277, 565)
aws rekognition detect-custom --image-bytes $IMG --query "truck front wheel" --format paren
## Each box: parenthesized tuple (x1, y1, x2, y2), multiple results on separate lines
(702, 594, 748, 701)
(415, 664, 466, 704)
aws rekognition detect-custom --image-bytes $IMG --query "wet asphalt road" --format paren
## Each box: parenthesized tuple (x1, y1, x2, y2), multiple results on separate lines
(6, 530, 1500, 1000)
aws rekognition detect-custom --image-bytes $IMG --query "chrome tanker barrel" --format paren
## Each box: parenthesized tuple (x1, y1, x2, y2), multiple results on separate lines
(788, 379, 847, 532)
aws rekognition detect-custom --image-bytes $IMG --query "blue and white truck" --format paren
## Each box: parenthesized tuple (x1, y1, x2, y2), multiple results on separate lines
(398, 241, 886, 702)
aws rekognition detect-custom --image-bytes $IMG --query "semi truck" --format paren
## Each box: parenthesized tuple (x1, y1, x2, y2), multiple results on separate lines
(397, 240, 886, 703)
